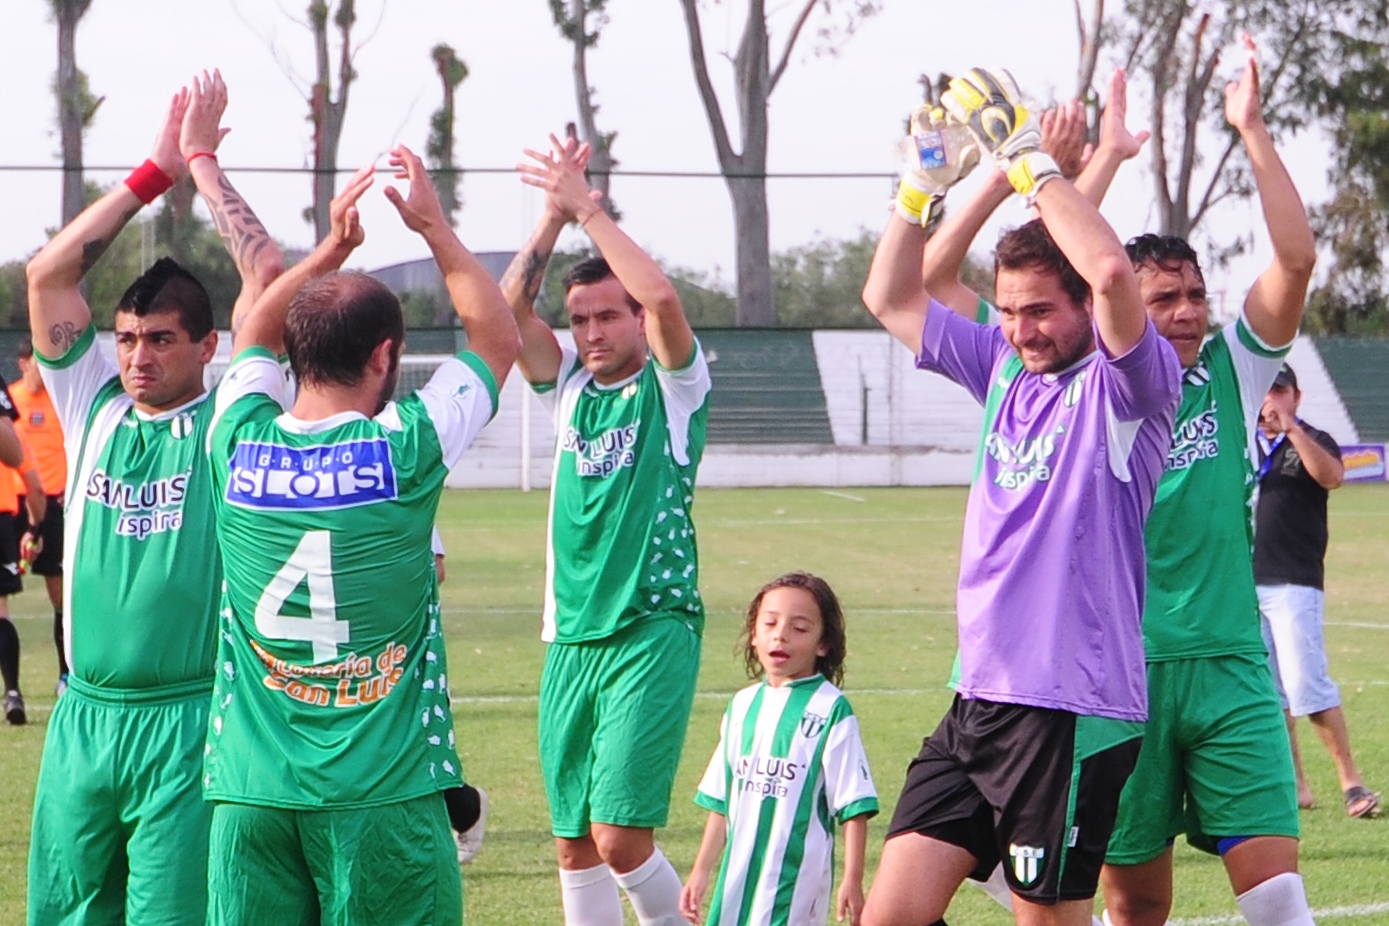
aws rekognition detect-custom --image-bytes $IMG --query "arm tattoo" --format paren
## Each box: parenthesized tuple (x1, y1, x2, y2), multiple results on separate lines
(204, 173, 273, 277)
(500, 234, 554, 312)
(78, 204, 142, 275)
(48, 321, 80, 353)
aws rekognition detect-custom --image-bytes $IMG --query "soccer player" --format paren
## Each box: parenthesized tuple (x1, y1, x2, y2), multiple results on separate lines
(24, 74, 285, 925)
(201, 143, 515, 924)
(1254, 365, 1378, 819)
(1100, 39, 1320, 926)
(0, 381, 42, 725)
(501, 135, 711, 926)
(858, 69, 1181, 926)
(13, 339, 69, 694)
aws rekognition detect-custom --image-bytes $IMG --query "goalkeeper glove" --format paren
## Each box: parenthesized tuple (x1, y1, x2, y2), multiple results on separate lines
(941, 68, 1061, 203)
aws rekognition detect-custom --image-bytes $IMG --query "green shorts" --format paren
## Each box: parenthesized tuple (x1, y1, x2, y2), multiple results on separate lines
(539, 615, 701, 837)
(1106, 654, 1298, 864)
(207, 793, 461, 926)
(28, 676, 213, 926)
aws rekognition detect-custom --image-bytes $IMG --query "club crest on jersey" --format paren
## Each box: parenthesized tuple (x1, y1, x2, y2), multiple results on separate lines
(227, 438, 398, 510)
(170, 412, 195, 440)
(1009, 844, 1045, 887)
(799, 711, 827, 739)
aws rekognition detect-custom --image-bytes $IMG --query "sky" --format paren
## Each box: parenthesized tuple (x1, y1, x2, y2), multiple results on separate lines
(0, 0, 1333, 314)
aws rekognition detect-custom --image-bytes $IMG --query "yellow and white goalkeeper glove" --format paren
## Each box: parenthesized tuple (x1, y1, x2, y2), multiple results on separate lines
(941, 68, 1061, 203)
(893, 106, 979, 231)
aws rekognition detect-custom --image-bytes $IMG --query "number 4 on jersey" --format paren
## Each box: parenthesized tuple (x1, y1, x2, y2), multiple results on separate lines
(256, 530, 350, 663)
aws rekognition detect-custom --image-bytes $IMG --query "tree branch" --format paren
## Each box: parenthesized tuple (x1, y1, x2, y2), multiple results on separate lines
(769, 0, 817, 94)
(676, 0, 739, 170)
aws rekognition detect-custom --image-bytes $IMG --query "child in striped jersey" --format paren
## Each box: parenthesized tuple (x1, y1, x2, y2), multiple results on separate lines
(680, 573, 878, 926)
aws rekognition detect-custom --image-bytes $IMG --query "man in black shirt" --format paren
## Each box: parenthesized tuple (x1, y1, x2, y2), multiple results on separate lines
(1254, 363, 1379, 818)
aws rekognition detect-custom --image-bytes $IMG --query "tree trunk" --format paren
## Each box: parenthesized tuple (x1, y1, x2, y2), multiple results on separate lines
(55, 3, 86, 226)
(730, 176, 774, 326)
(308, 1, 353, 242)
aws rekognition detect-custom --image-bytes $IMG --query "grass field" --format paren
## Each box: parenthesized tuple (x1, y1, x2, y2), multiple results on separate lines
(1, 485, 1386, 924)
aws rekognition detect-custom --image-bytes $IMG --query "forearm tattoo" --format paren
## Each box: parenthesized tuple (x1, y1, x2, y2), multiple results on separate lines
(500, 235, 553, 311)
(78, 204, 142, 276)
(205, 174, 272, 276)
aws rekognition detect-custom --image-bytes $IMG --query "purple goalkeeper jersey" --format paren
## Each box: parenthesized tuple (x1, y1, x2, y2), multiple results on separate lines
(917, 303, 1180, 721)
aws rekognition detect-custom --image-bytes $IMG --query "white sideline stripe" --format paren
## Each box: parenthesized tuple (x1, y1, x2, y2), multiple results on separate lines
(821, 490, 866, 502)
(450, 687, 952, 706)
(1326, 621, 1389, 630)
(1170, 902, 1389, 926)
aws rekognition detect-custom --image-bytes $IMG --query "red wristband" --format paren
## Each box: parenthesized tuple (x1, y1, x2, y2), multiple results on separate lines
(124, 159, 174, 205)
(186, 151, 218, 167)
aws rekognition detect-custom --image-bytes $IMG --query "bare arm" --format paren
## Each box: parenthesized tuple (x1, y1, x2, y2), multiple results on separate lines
(1285, 423, 1344, 490)
(180, 70, 284, 340)
(497, 210, 565, 385)
(1033, 177, 1147, 355)
(679, 812, 727, 925)
(234, 165, 374, 357)
(837, 814, 869, 926)
(921, 170, 1013, 319)
(1073, 68, 1151, 207)
(1228, 39, 1316, 348)
(862, 212, 932, 351)
(520, 136, 695, 371)
(0, 421, 23, 469)
(386, 145, 519, 388)
(20, 464, 46, 526)
(27, 89, 190, 360)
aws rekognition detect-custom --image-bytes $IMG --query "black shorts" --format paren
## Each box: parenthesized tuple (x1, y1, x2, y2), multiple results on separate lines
(16, 496, 63, 577)
(0, 512, 21, 596)
(886, 695, 1142, 904)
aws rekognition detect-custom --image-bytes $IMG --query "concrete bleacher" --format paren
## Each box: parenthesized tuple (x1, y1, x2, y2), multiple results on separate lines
(19, 327, 1389, 488)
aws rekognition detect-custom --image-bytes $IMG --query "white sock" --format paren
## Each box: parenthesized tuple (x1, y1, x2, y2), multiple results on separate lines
(559, 863, 623, 926)
(612, 848, 691, 926)
(1236, 873, 1315, 926)
(973, 864, 1014, 911)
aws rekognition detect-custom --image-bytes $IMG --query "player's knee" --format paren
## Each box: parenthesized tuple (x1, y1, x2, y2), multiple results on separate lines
(554, 835, 603, 871)
(591, 828, 654, 875)
(1104, 890, 1171, 926)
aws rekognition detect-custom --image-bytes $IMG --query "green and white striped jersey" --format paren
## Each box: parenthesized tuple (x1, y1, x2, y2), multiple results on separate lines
(1144, 317, 1288, 661)
(534, 344, 711, 643)
(202, 347, 497, 809)
(695, 676, 878, 926)
(37, 325, 291, 692)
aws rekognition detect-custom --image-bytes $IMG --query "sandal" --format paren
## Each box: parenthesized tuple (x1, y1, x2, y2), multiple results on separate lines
(1344, 786, 1381, 819)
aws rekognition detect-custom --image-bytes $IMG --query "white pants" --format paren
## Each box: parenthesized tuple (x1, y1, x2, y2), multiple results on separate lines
(1258, 584, 1341, 717)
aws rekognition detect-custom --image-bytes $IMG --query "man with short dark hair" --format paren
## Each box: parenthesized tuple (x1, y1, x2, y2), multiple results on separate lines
(1101, 42, 1320, 926)
(201, 144, 516, 925)
(24, 74, 285, 925)
(1254, 364, 1378, 819)
(860, 69, 1180, 926)
(501, 136, 710, 926)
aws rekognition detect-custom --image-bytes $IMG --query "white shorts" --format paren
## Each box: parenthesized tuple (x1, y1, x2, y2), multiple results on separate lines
(1258, 584, 1341, 717)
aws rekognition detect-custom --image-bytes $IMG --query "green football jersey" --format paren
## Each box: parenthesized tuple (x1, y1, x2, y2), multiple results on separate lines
(535, 344, 711, 644)
(36, 325, 268, 691)
(203, 347, 497, 809)
(1143, 318, 1288, 661)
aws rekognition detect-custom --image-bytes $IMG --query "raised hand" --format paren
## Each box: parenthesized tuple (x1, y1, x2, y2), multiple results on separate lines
(518, 135, 601, 224)
(383, 145, 447, 234)
(1098, 68, 1151, 161)
(327, 164, 374, 252)
(150, 87, 192, 181)
(180, 69, 232, 159)
(1040, 99, 1090, 180)
(1225, 33, 1266, 135)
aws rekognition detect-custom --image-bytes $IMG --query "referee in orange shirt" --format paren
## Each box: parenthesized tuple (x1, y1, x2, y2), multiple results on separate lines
(14, 340, 67, 697)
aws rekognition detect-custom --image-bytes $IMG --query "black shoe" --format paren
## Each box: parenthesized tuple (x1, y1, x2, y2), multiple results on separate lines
(4, 690, 25, 725)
